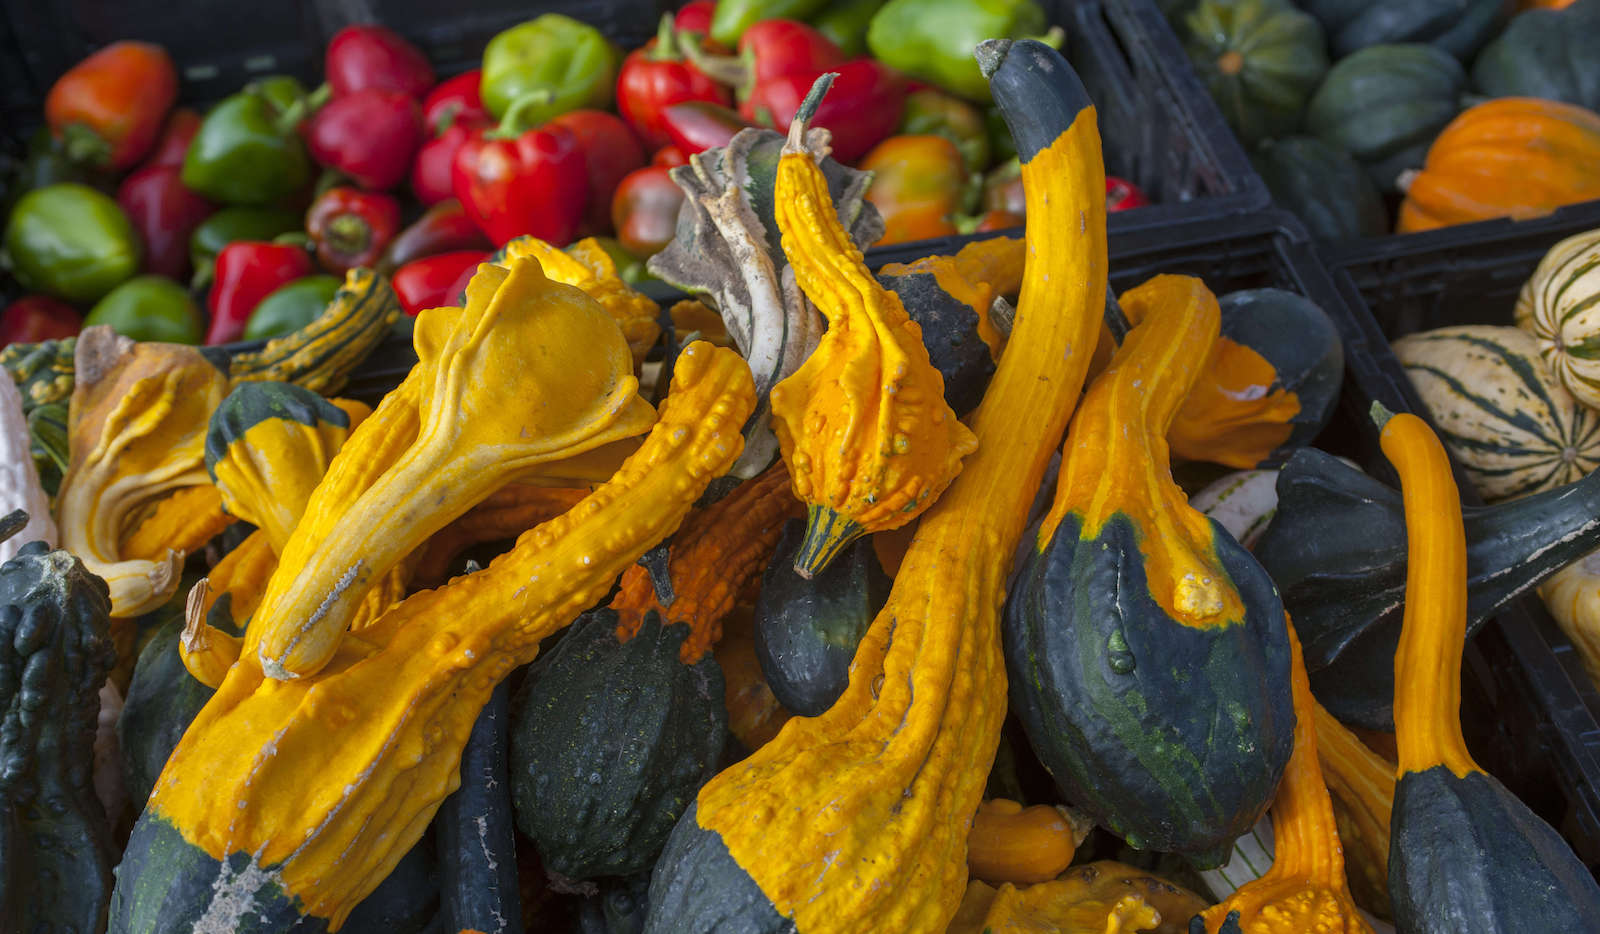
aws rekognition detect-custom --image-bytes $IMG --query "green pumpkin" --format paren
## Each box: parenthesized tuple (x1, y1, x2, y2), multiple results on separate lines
(508, 610, 727, 880)
(1183, 0, 1330, 145)
(1255, 448, 1600, 729)
(1253, 136, 1388, 239)
(1306, 44, 1467, 194)
(1471, 0, 1600, 112)
(753, 518, 892, 717)
(0, 542, 118, 932)
(1299, 0, 1505, 60)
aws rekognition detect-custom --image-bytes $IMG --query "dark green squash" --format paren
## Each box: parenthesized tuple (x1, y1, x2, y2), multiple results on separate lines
(1299, 0, 1505, 60)
(1182, 0, 1330, 145)
(1252, 137, 1389, 239)
(509, 611, 727, 881)
(118, 605, 222, 809)
(0, 541, 118, 933)
(1471, 0, 1600, 112)
(1003, 275, 1294, 868)
(1305, 44, 1468, 194)
(1254, 446, 1600, 730)
(341, 839, 441, 934)
(875, 269, 997, 416)
(577, 873, 652, 934)
(436, 680, 522, 934)
(753, 518, 892, 716)
(1376, 406, 1600, 932)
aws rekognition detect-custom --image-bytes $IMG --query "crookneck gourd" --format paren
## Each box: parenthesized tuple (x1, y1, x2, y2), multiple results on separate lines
(488, 235, 660, 368)
(1314, 701, 1395, 920)
(0, 374, 57, 563)
(107, 339, 753, 933)
(951, 862, 1208, 934)
(1513, 227, 1600, 411)
(1192, 621, 1372, 934)
(1377, 406, 1600, 931)
(56, 327, 229, 617)
(0, 542, 118, 933)
(508, 464, 798, 880)
(966, 798, 1092, 886)
(1255, 444, 1600, 729)
(644, 37, 1108, 933)
(249, 256, 659, 681)
(1005, 273, 1294, 866)
(767, 76, 978, 579)
(224, 267, 403, 396)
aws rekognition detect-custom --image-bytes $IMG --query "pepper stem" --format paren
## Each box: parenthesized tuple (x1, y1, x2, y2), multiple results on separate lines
(649, 13, 680, 62)
(275, 82, 329, 135)
(676, 30, 752, 88)
(488, 90, 555, 139)
(784, 73, 837, 155)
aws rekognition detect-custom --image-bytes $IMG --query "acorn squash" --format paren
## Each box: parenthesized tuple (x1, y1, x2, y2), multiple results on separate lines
(1305, 44, 1468, 194)
(1397, 98, 1600, 233)
(117, 602, 222, 810)
(0, 542, 118, 933)
(1182, 0, 1329, 145)
(107, 340, 753, 933)
(1392, 325, 1600, 500)
(1255, 444, 1600, 728)
(1378, 406, 1600, 931)
(1513, 228, 1600, 411)
(644, 39, 1108, 933)
(1472, 0, 1600, 112)
(1252, 137, 1388, 239)
(1005, 274, 1294, 866)
(1298, 0, 1504, 59)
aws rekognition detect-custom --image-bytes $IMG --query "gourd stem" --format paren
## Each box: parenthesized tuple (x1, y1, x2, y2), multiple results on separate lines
(791, 506, 863, 579)
(1383, 412, 1477, 778)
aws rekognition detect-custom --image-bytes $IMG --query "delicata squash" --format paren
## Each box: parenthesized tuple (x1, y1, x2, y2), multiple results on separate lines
(768, 76, 978, 578)
(107, 339, 754, 933)
(1377, 406, 1600, 931)
(644, 39, 1107, 933)
(1005, 274, 1294, 866)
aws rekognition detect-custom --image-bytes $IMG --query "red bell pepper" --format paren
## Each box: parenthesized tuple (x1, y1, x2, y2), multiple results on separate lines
(379, 199, 493, 273)
(452, 103, 589, 247)
(306, 187, 402, 275)
(611, 165, 686, 258)
(413, 118, 488, 206)
(548, 110, 646, 238)
(326, 25, 436, 100)
(745, 60, 906, 164)
(305, 89, 425, 191)
(660, 101, 752, 155)
(45, 41, 177, 171)
(0, 296, 83, 346)
(674, 0, 717, 37)
(422, 69, 490, 134)
(652, 145, 689, 168)
(1106, 176, 1149, 212)
(143, 108, 203, 169)
(117, 165, 215, 281)
(617, 14, 732, 149)
(681, 20, 844, 103)
(206, 241, 315, 344)
(392, 250, 490, 315)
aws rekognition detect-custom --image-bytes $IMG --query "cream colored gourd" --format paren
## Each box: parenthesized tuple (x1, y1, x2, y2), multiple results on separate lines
(0, 375, 57, 563)
(1514, 228, 1600, 410)
(1539, 548, 1600, 686)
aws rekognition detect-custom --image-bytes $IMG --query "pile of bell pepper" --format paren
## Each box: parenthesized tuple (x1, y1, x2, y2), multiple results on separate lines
(0, 0, 1149, 349)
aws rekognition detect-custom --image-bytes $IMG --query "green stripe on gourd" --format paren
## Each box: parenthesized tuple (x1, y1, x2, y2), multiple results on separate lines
(1393, 325, 1600, 502)
(227, 268, 401, 397)
(1515, 229, 1600, 410)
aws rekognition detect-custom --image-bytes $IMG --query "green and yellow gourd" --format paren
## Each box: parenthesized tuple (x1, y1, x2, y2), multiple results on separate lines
(1005, 273, 1294, 867)
(1377, 407, 1600, 931)
(1252, 137, 1389, 240)
(1, 335, 74, 495)
(224, 267, 403, 396)
(1513, 228, 1600, 411)
(644, 40, 1108, 933)
(1314, 702, 1395, 920)
(106, 258, 756, 931)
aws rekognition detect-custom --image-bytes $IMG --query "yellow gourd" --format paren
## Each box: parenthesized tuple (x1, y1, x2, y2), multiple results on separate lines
(966, 799, 1092, 885)
(1315, 701, 1396, 920)
(119, 485, 234, 564)
(496, 235, 661, 367)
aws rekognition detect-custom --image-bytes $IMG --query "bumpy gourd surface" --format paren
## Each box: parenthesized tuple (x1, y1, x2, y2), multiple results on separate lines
(110, 341, 752, 932)
(768, 100, 977, 578)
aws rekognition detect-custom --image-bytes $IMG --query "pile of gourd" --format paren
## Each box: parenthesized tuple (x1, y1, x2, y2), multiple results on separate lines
(4, 40, 1600, 934)
(1177, 0, 1600, 239)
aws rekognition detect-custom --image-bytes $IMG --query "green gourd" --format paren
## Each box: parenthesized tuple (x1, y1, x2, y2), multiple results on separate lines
(1182, 0, 1329, 145)
(1298, 0, 1505, 60)
(1471, 0, 1600, 112)
(1252, 137, 1388, 239)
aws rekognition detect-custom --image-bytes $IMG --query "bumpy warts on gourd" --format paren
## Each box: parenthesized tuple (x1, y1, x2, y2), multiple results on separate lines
(644, 39, 1107, 933)
(767, 75, 978, 578)
(949, 862, 1207, 934)
(249, 256, 659, 681)
(492, 235, 661, 367)
(108, 339, 754, 933)
(1194, 620, 1373, 934)
(55, 328, 229, 617)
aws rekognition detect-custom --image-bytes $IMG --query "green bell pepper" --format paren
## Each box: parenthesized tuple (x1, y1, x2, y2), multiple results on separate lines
(867, 0, 1057, 100)
(241, 274, 340, 341)
(3, 183, 141, 303)
(812, 0, 886, 57)
(480, 15, 619, 123)
(189, 206, 304, 285)
(711, 0, 831, 46)
(85, 275, 204, 344)
(900, 88, 992, 172)
(181, 77, 312, 206)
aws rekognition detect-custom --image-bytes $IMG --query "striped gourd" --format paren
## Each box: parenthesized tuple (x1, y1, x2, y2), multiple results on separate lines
(1539, 548, 1600, 687)
(1514, 228, 1600, 410)
(227, 267, 401, 396)
(1392, 325, 1600, 501)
